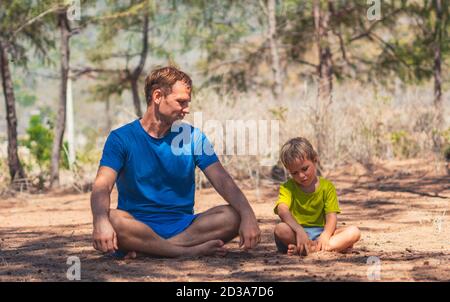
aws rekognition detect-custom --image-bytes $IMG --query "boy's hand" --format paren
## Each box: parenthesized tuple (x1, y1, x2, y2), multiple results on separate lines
(295, 229, 310, 256)
(316, 233, 331, 251)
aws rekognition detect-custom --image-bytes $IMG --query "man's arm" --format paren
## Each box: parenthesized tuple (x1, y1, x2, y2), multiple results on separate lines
(203, 162, 261, 250)
(90, 166, 118, 253)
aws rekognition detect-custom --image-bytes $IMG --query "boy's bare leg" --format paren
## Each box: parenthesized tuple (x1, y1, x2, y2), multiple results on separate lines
(109, 209, 226, 258)
(274, 222, 308, 256)
(168, 205, 240, 247)
(328, 226, 361, 252)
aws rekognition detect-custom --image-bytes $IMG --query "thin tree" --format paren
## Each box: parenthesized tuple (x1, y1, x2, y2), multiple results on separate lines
(261, 0, 283, 102)
(432, 0, 445, 151)
(50, 6, 71, 188)
(313, 0, 333, 161)
(0, 1, 56, 186)
(0, 41, 26, 184)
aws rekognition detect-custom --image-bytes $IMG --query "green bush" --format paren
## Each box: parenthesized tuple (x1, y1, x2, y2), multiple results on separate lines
(390, 130, 420, 158)
(441, 127, 450, 161)
(21, 115, 53, 170)
(21, 114, 70, 171)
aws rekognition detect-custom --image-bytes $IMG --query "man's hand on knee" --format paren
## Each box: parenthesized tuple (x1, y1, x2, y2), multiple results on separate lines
(93, 218, 118, 253)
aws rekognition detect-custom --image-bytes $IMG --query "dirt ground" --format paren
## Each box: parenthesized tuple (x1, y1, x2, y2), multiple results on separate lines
(1, 158, 449, 281)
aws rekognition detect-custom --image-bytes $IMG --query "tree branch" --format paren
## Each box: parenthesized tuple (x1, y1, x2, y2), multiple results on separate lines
(13, 5, 61, 38)
(130, 6, 149, 80)
(349, 8, 403, 43)
(71, 67, 125, 79)
(294, 59, 318, 68)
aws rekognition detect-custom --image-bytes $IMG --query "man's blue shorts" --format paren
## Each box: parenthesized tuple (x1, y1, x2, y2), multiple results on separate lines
(112, 211, 199, 259)
(131, 211, 199, 239)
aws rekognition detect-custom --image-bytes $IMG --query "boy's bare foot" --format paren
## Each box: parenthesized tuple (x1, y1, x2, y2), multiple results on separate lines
(287, 242, 317, 256)
(308, 241, 318, 253)
(187, 240, 227, 257)
(341, 245, 354, 254)
(287, 244, 298, 256)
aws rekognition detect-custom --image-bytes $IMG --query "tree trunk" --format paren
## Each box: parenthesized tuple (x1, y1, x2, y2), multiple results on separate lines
(267, 0, 282, 102)
(105, 96, 112, 134)
(129, 5, 149, 118)
(130, 78, 143, 118)
(66, 74, 75, 167)
(313, 0, 333, 161)
(50, 10, 70, 188)
(434, 43, 442, 112)
(0, 41, 27, 185)
(432, 0, 443, 152)
(314, 0, 333, 106)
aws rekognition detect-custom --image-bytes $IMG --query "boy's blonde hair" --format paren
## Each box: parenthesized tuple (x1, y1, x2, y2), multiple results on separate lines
(280, 137, 318, 168)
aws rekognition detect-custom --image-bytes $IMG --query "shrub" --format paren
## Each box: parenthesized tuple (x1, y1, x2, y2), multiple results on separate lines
(390, 130, 420, 158)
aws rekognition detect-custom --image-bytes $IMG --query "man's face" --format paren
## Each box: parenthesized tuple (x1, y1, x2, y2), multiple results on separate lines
(156, 81, 191, 123)
(286, 158, 317, 188)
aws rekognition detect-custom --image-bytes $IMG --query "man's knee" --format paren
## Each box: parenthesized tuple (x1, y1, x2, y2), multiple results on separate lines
(219, 205, 240, 233)
(109, 209, 130, 233)
(207, 205, 240, 236)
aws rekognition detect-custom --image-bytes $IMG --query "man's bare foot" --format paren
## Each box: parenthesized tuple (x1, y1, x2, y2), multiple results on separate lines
(124, 251, 137, 259)
(187, 240, 227, 257)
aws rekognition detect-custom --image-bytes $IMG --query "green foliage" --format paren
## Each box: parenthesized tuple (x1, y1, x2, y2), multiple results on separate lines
(20, 114, 70, 171)
(358, 122, 386, 159)
(440, 127, 450, 161)
(21, 114, 53, 169)
(61, 141, 70, 170)
(74, 126, 102, 166)
(0, 0, 56, 67)
(390, 130, 420, 158)
(444, 145, 450, 161)
(269, 106, 288, 122)
(14, 78, 37, 107)
(374, 0, 450, 84)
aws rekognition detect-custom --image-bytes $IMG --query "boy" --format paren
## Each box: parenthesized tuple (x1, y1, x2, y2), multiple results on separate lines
(274, 137, 360, 256)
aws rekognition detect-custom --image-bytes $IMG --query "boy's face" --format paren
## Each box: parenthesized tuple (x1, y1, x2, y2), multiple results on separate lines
(286, 158, 317, 187)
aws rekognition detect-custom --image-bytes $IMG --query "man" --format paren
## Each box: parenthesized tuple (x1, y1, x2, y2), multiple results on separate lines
(91, 66, 261, 258)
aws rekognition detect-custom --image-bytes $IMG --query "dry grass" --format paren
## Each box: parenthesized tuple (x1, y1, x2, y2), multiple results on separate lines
(185, 82, 450, 184)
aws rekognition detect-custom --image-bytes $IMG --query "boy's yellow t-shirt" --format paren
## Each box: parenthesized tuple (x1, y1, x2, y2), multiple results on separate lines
(274, 177, 341, 227)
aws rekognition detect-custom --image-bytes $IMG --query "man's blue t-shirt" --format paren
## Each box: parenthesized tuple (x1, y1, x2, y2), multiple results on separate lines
(99, 119, 219, 238)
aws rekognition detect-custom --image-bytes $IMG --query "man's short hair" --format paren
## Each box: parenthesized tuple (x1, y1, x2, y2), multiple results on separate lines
(280, 137, 318, 168)
(144, 66, 192, 105)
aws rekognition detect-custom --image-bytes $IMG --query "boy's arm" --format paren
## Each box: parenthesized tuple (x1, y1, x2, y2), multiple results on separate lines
(316, 212, 337, 251)
(276, 203, 304, 233)
(277, 203, 311, 255)
(322, 212, 337, 237)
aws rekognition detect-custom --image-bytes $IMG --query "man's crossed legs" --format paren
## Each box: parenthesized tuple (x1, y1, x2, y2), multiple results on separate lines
(109, 205, 240, 258)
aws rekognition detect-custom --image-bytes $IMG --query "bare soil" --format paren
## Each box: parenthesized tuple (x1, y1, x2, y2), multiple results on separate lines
(1, 159, 449, 281)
